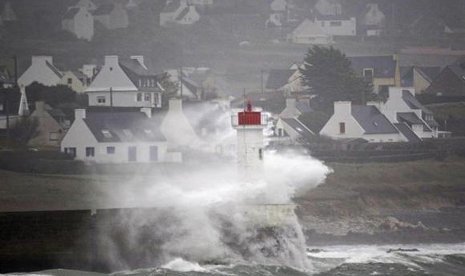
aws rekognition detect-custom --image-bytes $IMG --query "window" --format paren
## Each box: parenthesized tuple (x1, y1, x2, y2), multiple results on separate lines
(136, 92, 142, 102)
(107, 146, 115, 154)
(339, 122, 346, 134)
(102, 130, 112, 138)
(258, 148, 263, 160)
(67, 78, 72, 84)
(128, 146, 137, 162)
(64, 147, 76, 158)
(363, 68, 374, 80)
(330, 21, 342, 27)
(86, 147, 95, 157)
(144, 93, 151, 102)
(97, 96, 106, 104)
(49, 132, 59, 141)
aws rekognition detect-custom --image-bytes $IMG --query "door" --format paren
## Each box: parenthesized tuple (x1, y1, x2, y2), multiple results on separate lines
(128, 146, 137, 162)
(149, 146, 158, 162)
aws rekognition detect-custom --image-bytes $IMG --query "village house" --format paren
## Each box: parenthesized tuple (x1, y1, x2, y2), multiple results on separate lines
(314, 0, 342, 16)
(320, 101, 405, 143)
(28, 101, 68, 148)
(160, 0, 200, 26)
(360, 3, 385, 36)
(165, 69, 201, 100)
(62, 7, 94, 41)
(288, 18, 333, 45)
(61, 108, 180, 163)
(0, 66, 14, 88)
(93, 3, 129, 30)
(425, 62, 465, 97)
(265, 67, 305, 94)
(59, 70, 88, 93)
(401, 66, 441, 94)
(274, 97, 315, 143)
(369, 87, 439, 139)
(85, 55, 163, 108)
(17, 56, 63, 88)
(314, 14, 356, 37)
(349, 55, 401, 94)
(1, 2, 16, 22)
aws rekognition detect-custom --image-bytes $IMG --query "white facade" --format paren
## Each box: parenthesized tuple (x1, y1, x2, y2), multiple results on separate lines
(94, 4, 128, 29)
(74, 0, 97, 11)
(320, 101, 405, 143)
(315, 16, 356, 36)
(314, 0, 342, 16)
(86, 56, 136, 92)
(17, 56, 63, 88)
(87, 90, 161, 108)
(363, 3, 385, 27)
(160, 1, 200, 26)
(62, 7, 94, 41)
(59, 71, 87, 93)
(288, 19, 333, 44)
(61, 109, 171, 164)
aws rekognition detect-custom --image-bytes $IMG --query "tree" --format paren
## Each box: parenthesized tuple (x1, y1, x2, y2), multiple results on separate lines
(159, 72, 179, 108)
(300, 46, 375, 111)
(10, 117, 39, 146)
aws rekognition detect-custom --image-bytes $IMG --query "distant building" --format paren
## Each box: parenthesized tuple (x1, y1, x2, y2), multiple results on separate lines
(61, 108, 180, 163)
(86, 55, 163, 108)
(265, 68, 305, 95)
(314, 0, 342, 16)
(288, 18, 333, 45)
(0, 66, 14, 88)
(28, 101, 68, 147)
(93, 3, 129, 29)
(1, 2, 16, 22)
(62, 7, 94, 41)
(59, 70, 87, 93)
(400, 66, 441, 94)
(314, 14, 356, 36)
(165, 69, 201, 100)
(160, 0, 200, 26)
(279, 97, 311, 119)
(349, 55, 401, 94)
(425, 63, 465, 96)
(361, 3, 385, 36)
(17, 56, 63, 88)
(73, 0, 97, 11)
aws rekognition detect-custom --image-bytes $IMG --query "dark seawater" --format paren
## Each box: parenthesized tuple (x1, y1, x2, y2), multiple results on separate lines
(4, 244, 465, 276)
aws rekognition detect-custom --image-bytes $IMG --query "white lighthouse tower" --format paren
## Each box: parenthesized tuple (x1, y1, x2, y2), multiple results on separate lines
(231, 100, 267, 179)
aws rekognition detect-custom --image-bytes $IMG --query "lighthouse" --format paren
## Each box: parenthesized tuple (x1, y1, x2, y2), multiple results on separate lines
(231, 100, 267, 179)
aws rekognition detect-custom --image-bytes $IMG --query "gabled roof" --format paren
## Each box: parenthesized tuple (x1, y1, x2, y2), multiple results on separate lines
(349, 55, 396, 78)
(401, 66, 440, 87)
(175, 7, 190, 21)
(296, 101, 312, 113)
(162, 0, 181, 13)
(352, 105, 398, 134)
(63, 7, 80, 20)
(181, 76, 199, 97)
(397, 112, 424, 125)
(446, 64, 465, 83)
(314, 13, 352, 21)
(266, 69, 295, 90)
(93, 4, 114, 16)
(394, 123, 421, 142)
(282, 118, 315, 140)
(83, 110, 166, 143)
(401, 90, 432, 115)
(46, 61, 63, 79)
(292, 18, 328, 36)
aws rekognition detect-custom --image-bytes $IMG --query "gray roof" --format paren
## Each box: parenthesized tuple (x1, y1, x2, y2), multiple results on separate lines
(402, 90, 432, 115)
(93, 4, 113, 15)
(296, 101, 312, 113)
(46, 61, 63, 78)
(265, 69, 295, 90)
(401, 66, 440, 87)
(282, 118, 315, 140)
(397, 112, 424, 125)
(394, 123, 421, 142)
(352, 105, 399, 134)
(83, 110, 166, 143)
(63, 7, 80, 19)
(175, 7, 189, 21)
(349, 56, 396, 78)
(446, 64, 465, 82)
(119, 60, 162, 90)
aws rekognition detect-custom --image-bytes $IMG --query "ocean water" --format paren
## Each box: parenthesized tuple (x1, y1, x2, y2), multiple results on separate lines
(5, 243, 465, 276)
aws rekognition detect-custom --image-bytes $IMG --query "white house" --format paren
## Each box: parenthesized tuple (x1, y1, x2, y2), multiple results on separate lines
(315, 14, 356, 36)
(320, 101, 405, 143)
(160, 0, 200, 26)
(73, 0, 97, 11)
(85, 55, 162, 108)
(93, 3, 129, 29)
(1, 2, 16, 22)
(59, 70, 87, 93)
(314, 0, 342, 16)
(61, 108, 180, 163)
(288, 19, 333, 45)
(361, 3, 385, 36)
(275, 117, 315, 143)
(62, 7, 94, 41)
(165, 69, 200, 100)
(279, 97, 311, 119)
(17, 56, 63, 88)
(369, 87, 438, 139)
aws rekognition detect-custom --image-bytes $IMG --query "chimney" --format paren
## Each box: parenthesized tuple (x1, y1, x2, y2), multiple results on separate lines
(130, 55, 147, 69)
(32, 56, 53, 65)
(334, 101, 352, 115)
(140, 107, 152, 118)
(168, 98, 182, 112)
(104, 55, 119, 68)
(285, 97, 296, 108)
(388, 87, 403, 99)
(75, 109, 86, 120)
